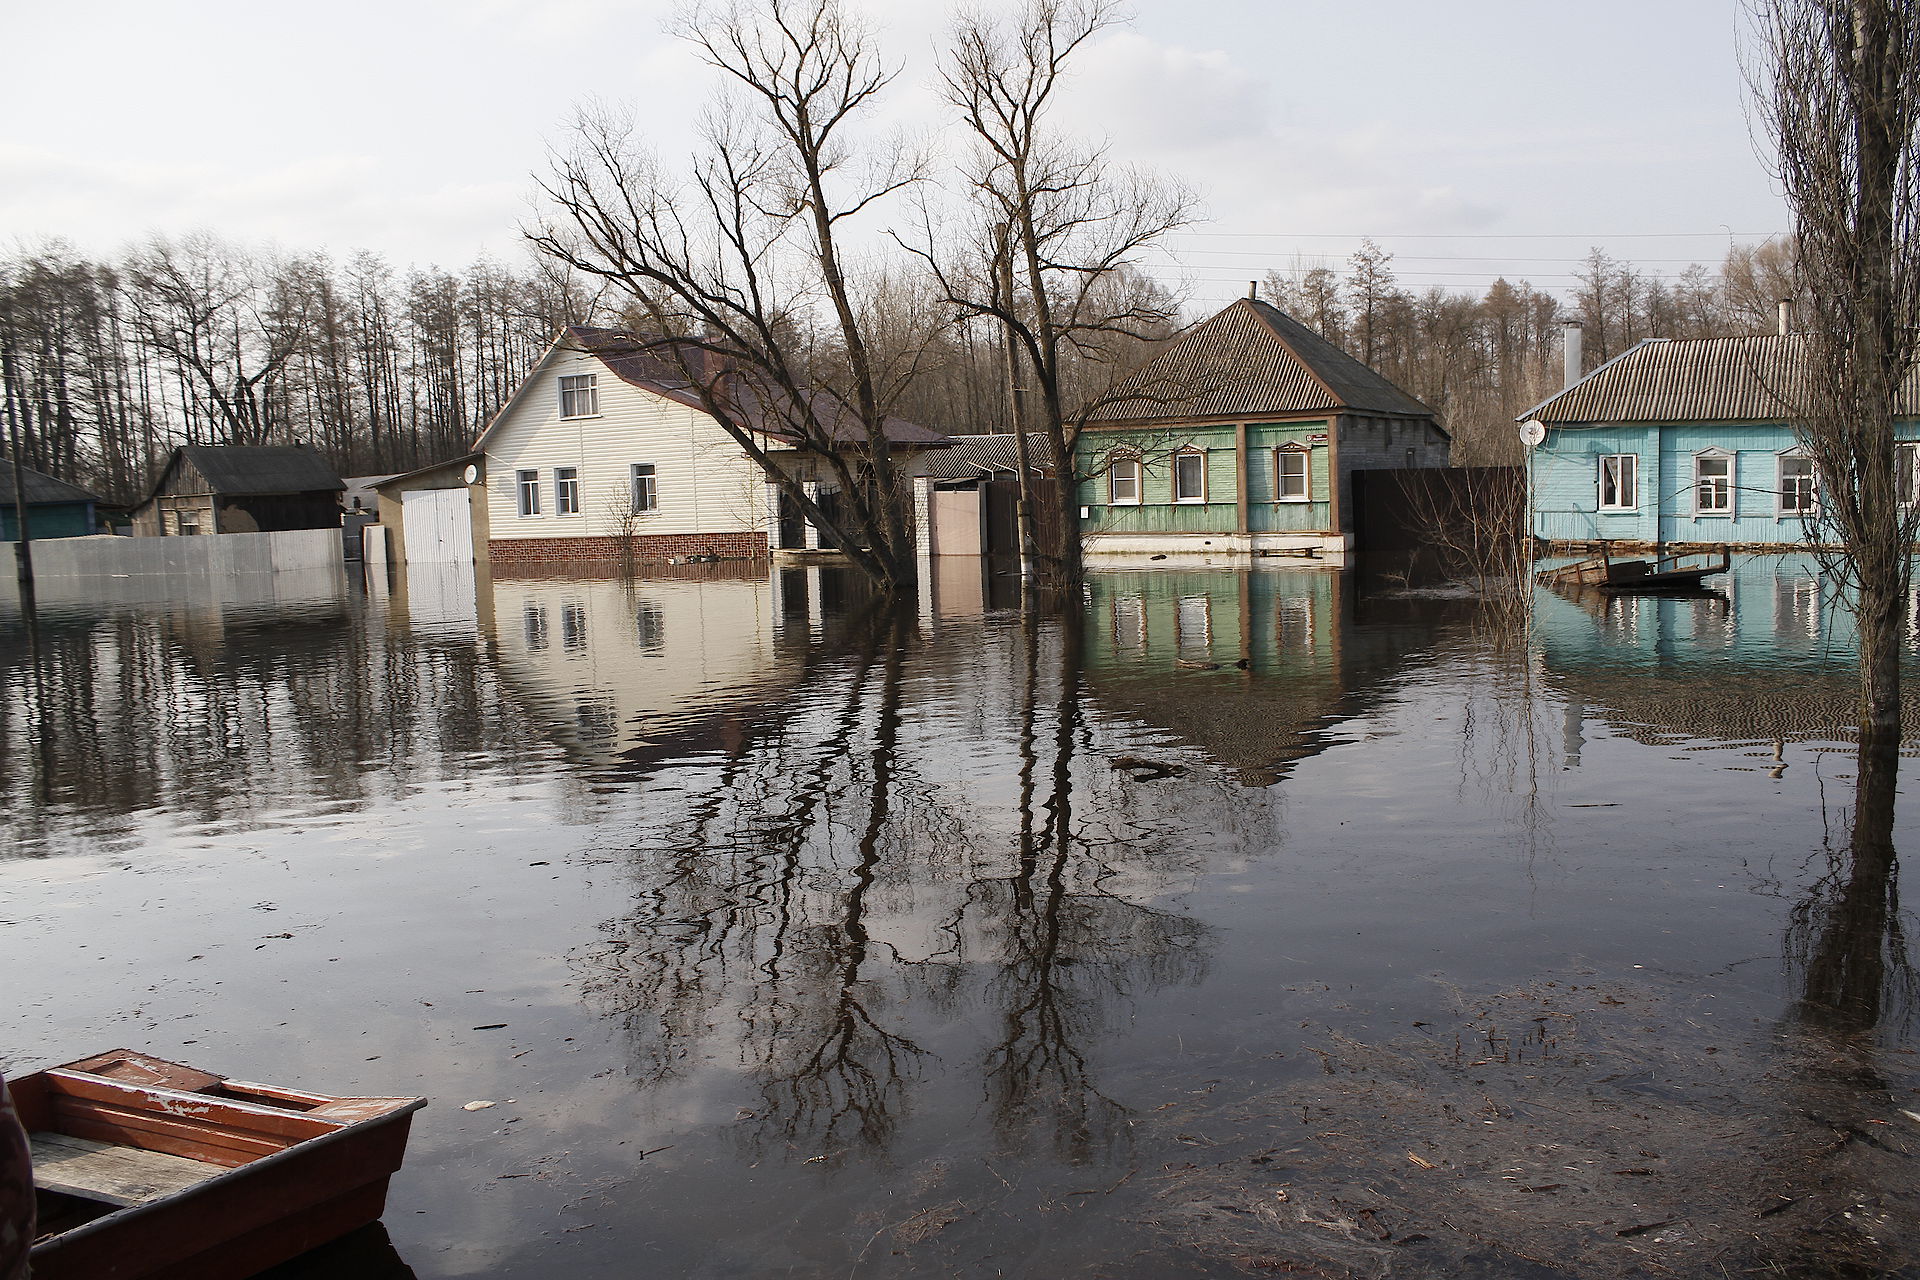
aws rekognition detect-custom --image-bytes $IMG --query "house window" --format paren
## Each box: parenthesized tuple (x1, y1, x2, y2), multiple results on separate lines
(524, 603, 549, 650)
(1173, 450, 1207, 503)
(1694, 452, 1733, 515)
(1598, 454, 1637, 510)
(630, 464, 658, 513)
(555, 467, 581, 516)
(561, 602, 587, 652)
(1275, 449, 1311, 502)
(174, 511, 200, 536)
(635, 600, 664, 652)
(1900, 443, 1920, 507)
(1107, 454, 1142, 506)
(516, 469, 542, 517)
(559, 373, 598, 419)
(1779, 454, 1817, 514)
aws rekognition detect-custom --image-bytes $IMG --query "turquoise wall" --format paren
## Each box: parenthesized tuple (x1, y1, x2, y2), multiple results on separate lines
(1530, 420, 1920, 544)
(1, 502, 95, 541)
(1077, 422, 1334, 535)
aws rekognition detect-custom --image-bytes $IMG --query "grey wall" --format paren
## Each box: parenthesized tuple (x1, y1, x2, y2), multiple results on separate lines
(25, 528, 344, 581)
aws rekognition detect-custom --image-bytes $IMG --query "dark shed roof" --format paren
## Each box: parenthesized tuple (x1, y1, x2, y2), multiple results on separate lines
(563, 327, 947, 446)
(918, 433, 1050, 479)
(1089, 299, 1436, 424)
(1524, 333, 1920, 425)
(0, 463, 99, 506)
(164, 445, 346, 496)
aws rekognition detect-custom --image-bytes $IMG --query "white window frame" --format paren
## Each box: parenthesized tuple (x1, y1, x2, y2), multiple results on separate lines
(1597, 453, 1637, 511)
(630, 463, 658, 513)
(516, 468, 542, 517)
(1107, 453, 1142, 506)
(1900, 442, 1920, 508)
(559, 373, 598, 419)
(1275, 448, 1311, 502)
(1778, 452, 1817, 516)
(1694, 450, 1734, 516)
(1172, 449, 1208, 504)
(555, 466, 581, 516)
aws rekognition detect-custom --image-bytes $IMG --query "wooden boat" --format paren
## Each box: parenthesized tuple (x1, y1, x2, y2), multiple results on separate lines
(18, 1049, 426, 1280)
(1537, 544, 1731, 593)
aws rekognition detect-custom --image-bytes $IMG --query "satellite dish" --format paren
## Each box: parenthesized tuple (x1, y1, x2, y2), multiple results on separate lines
(463, 464, 480, 484)
(1520, 420, 1547, 449)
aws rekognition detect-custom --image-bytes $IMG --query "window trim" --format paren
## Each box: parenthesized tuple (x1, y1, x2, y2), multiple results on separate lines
(1171, 449, 1208, 504)
(1274, 447, 1312, 503)
(1900, 442, 1920, 509)
(559, 372, 599, 420)
(555, 466, 581, 517)
(1777, 451, 1818, 517)
(1597, 453, 1638, 512)
(516, 468, 543, 518)
(630, 463, 658, 514)
(1107, 453, 1143, 506)
(1693, 449, 1734, 516)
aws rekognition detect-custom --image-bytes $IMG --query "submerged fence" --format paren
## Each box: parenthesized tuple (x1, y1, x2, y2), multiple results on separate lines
(23, 529, 344, 580)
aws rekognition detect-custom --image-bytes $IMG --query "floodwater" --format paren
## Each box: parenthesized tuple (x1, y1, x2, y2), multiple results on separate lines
(1, 554, 1915, 1278)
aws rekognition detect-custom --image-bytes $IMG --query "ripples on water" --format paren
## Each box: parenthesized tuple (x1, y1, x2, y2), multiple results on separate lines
(0, 554, 1915, 1278)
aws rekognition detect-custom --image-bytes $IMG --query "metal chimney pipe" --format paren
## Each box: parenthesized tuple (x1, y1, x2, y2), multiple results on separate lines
(1562, 321, 1584, 389)
(1248, 280, 1258, 300)
(1778, 298, 1791, 336)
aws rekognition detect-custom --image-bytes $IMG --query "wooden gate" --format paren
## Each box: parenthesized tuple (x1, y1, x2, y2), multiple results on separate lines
(401, 489, 474, 564)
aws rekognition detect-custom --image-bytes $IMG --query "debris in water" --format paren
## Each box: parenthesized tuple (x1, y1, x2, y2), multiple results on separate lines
(463, 1100, 497, 1111)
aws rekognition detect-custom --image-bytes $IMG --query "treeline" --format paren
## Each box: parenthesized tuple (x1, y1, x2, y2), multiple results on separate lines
(0, 236, 594, 504)
(2, 228, 1800, 505)
(1263, 239, 1799, 465)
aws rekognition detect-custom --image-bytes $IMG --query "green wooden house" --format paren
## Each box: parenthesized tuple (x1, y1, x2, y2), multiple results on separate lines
(0, 464, 101, 540)
(1077, 299, 1446, 560)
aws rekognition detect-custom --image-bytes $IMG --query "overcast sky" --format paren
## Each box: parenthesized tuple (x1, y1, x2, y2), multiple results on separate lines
(2, 0, 1789, 312)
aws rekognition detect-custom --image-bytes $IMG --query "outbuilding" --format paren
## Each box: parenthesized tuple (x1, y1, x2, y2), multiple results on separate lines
(130, 445, 345, 537)
(0, 465, 101, 540)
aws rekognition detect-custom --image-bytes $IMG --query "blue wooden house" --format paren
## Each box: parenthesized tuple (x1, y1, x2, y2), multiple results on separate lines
(1524, 334, 1920, 548)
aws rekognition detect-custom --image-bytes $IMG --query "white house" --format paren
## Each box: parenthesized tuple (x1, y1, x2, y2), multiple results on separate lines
(476, 328, 948, 569)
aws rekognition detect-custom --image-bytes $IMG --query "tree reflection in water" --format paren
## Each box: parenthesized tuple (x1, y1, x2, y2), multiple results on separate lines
(572, 600, 1209, 1169)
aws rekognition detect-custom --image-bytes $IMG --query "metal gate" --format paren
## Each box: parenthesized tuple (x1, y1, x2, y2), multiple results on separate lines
(401, 489, 474, 564)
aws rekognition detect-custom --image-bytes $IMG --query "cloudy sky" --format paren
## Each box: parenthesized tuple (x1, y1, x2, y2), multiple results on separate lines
(2, 0, 1789, 312)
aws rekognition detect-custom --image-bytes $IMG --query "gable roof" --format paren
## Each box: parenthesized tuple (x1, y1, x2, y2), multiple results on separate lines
(475, 327, 946, 450)
(1524, 333, 1920, 425)
(1089, 298, 1437, 425)
(154, 445, 345, 498)
(0, 463, 99, 506)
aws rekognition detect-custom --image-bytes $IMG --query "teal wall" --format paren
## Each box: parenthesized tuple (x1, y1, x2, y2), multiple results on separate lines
(1, 502, 95, 541)
(1530, 420, 1920, 545)
(1077, 421, 1334, 535)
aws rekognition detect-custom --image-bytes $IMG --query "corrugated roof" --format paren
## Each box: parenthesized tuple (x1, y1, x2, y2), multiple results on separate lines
(170, 445, 345, 496)
(917, 433, 1050, 478)
(1524, 333, 1920, 425)
(1089, 299, 1436, 424)
(565, 327, 947, 446)
(0, 463, 99, 506)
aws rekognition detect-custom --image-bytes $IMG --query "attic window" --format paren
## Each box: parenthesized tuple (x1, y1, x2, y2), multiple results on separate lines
(560, 373, 598, 419)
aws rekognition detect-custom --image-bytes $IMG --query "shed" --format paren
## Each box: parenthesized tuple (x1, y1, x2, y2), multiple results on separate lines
(0, 465, 102, 540)
(131, 445, 346, 537)
(370, 454, 487, 566)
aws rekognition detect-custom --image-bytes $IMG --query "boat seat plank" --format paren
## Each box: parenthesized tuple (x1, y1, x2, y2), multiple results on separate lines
(28, 1132, 225, 1207)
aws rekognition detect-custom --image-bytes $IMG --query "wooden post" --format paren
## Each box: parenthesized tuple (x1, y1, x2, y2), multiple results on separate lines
(5, 394, 34, 607)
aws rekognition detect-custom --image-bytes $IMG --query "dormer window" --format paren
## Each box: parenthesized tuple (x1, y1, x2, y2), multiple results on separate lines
(560, 373, 598, 419)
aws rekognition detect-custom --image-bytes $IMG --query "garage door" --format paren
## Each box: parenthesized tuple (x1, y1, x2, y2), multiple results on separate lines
(401, 488, 474, 564)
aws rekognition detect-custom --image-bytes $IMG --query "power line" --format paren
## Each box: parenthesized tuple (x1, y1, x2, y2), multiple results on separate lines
(1169, 230, 1788, 241)
(1151, 249, 1733, 265)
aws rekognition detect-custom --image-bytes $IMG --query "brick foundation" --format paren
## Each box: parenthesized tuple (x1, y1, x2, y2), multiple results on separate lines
(486, 531, 769, 567)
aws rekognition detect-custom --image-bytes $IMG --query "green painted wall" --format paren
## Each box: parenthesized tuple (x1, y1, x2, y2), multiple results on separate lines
(1077, 421, 1334, 534)
(1, 502, 95, 541)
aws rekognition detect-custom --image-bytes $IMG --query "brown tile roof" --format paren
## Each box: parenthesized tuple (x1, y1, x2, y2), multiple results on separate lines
(565, 327, 947, 446)
(1524, 333, 1920, 425)
(1088, 299, 1436, 425)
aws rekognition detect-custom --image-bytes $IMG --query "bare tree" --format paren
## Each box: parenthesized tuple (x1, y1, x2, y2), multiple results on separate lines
(1751, 0, 1920, 741)
(531, 0, 933, 594)
(905, 0, 1194, 585)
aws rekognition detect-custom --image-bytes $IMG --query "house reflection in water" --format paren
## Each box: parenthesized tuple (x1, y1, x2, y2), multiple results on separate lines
(1081, 567, 1456, 786)
(1533, 553, 1918, 746)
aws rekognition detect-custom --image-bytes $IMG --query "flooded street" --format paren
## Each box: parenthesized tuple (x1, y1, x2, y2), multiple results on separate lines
(3, 556, 1916, 1277)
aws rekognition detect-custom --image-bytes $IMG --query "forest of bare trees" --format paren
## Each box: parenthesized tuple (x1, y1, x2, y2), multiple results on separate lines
(1262, 236, 1801, 465)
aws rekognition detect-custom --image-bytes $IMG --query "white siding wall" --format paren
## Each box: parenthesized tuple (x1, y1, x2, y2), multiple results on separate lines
(484, 349, 770, 541)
